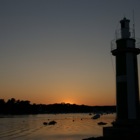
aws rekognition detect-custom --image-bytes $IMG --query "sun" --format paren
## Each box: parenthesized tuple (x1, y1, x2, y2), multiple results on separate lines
(62, 99, 75, 105)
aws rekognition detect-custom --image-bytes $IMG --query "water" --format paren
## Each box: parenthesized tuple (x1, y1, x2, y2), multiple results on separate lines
(0, 113, 115, 140)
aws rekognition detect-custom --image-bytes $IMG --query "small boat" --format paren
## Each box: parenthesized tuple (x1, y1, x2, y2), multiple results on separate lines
(91, 114, 100, 119)
(48, 120, 57, 125)
(43, 120, 57, 125)
(97, 121, 107, 125)
(43, 122, 48, 125)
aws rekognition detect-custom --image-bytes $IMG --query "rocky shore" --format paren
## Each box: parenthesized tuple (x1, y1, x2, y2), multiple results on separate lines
(83, 135, 140, 140)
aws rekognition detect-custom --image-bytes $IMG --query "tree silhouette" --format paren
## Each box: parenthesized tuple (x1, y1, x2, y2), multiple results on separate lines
(0, 98, 116, 115)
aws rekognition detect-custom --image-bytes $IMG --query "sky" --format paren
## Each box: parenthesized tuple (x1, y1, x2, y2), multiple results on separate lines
(1, 0, 140, 106)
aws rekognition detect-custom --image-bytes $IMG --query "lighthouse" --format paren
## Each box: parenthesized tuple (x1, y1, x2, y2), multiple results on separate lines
(103, 18, 140, 137)
(111, 17, 140, 121)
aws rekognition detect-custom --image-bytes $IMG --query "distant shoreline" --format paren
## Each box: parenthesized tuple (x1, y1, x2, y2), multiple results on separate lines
(0, 98, 116, 115)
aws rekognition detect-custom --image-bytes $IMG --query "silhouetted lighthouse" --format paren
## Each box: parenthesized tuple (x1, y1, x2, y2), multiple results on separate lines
(111, 17, 140, 121)
(103, 17, 140, 137)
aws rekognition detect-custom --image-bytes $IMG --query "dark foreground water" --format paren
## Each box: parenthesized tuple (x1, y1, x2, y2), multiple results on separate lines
(0, 113, 115, 140)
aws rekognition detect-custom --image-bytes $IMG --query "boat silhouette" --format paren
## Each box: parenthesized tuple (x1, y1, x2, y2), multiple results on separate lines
(91, 114, 100, 119)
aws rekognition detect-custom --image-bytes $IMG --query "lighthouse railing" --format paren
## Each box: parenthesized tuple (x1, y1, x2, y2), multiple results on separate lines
(111, 38, 140, 51)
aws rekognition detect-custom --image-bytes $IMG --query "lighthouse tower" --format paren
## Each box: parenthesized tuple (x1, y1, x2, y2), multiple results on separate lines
(103, 18, 140, 137)
(111, 17, 140, 122)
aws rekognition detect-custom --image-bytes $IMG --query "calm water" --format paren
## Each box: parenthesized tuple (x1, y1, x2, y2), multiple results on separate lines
(0, 113, 115, 140)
